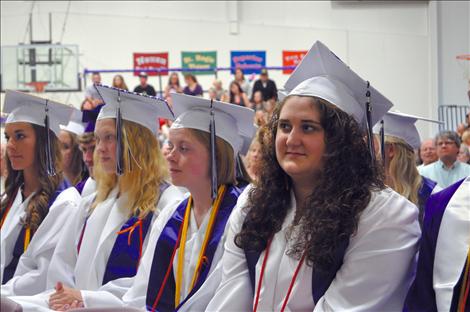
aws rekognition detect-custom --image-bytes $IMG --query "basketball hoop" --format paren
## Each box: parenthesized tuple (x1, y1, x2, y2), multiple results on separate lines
(26, 81, 49, 93)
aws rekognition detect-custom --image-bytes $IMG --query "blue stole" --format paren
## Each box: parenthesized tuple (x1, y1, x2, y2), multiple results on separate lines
(145, 185, 242, 312)
(75, 175, 89, 195)
(2, 179, 71, 284)
(404, 178, 467, 312)
(418, 176, 437, 212)
(244, 236, 349, 304)
(101, 211, 154, 285)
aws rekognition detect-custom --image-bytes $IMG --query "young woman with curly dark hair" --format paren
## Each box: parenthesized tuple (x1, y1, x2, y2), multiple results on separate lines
(207, 41, 421, 311)
(1, 91, 81, 296)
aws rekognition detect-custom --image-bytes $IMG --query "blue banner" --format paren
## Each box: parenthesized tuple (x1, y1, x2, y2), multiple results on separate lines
(230, 51, 266, 74)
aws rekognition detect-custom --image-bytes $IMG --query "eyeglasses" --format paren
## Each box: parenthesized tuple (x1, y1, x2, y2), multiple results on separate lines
(437, 140, 456, 147)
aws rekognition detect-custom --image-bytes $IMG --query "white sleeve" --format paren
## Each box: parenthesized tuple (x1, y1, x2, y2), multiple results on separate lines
(205, 186, 254, 312)
(1, 188, 81, 296)
(46, 193, 94, 289)
(313, 189, 421, 312)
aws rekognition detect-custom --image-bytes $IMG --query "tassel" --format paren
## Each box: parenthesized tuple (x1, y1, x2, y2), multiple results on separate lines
(380, 119, 385, 164)
(365, 81, 375, 160)
(44, 100, 56, 176)
(209, 99, 218, 200)
(235, 153, 244, 180)
(116, 91, 125, 176)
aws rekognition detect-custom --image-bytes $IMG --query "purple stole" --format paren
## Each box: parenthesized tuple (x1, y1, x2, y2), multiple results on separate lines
(75, 177, 88, 195)
(2, 179, 71, 284)
(145, 185, 242, 312)
(404, 178, 467, 312)
(101, 212, 154, 285)
(418, 176, 438, 225)
(244, 235, 349, 304)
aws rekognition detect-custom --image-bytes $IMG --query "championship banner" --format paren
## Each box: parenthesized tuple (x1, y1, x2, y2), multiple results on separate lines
(230, 51, 266, 74)
(282, 50, 307, 74)
(181, 51, 217, 75)
(133, 52, 169, 76)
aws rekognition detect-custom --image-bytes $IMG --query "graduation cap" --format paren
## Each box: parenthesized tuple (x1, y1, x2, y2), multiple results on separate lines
(373, 111, 443, 158)
(279, 40, 394, 159)
(4, 90, 74, 176)
(60, 108, 85, 136)
(94, 84, 174, 175)
(170, 93, 256, 199)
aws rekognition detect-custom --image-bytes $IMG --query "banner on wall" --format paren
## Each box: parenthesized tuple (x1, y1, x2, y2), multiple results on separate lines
(181, 51, 217, 75)
(230, 51, 266, 74)
(133, 52, 169, 76)
(282, 50, 307, 74)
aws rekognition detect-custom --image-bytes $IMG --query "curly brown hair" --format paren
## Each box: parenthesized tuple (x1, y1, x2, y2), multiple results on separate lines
(235, 95, 385, 271)
(1, 124, 63, 232)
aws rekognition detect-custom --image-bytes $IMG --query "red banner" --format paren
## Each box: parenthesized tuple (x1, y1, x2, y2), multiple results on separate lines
(133, 52, 169, 76)
(282, 50, 307, 74)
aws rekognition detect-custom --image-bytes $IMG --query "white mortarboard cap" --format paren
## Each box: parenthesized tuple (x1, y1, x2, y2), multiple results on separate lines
(280, 41, 393, 127)
(95, 85, 174, 134)
(60, 108, 85, 136)
(240, 127, 258, 156)
(4, 90, 74, 137)
(170, 93, 256, 155)
(373, 111, 442, 150)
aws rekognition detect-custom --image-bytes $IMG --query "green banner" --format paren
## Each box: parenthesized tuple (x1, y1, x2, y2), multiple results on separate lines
(181, 51, 217, 75)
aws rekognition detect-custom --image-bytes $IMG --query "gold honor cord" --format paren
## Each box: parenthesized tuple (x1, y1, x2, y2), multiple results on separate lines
(174, 184, 227, 307)
(24, 227, 31, 251)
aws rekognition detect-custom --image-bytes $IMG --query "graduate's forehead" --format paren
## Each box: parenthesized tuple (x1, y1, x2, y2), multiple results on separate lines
(94, 119, 115, 134)
(4, 121, 34, 134)
(168, 128, 197, 143)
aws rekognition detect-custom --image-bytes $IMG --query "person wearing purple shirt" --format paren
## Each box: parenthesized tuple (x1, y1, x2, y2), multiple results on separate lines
(182, 74, 203, 97)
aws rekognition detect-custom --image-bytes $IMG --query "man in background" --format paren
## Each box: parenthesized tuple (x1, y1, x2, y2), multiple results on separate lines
(133, 72, 156, 96)
(420, 131, 470, 188)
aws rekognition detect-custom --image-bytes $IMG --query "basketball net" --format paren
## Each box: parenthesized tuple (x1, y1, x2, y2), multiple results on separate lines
(26, 81, 49, 93)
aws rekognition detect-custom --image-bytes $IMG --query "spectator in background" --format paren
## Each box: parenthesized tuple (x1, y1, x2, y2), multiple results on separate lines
(208, 87, 218, 101)
(419, 131, 470, 188)
(212, 79, 228, 102)
(251, 90, 265, 111)
(112, 74, 128, 90)
(252, 68, 278, 102)
(163, 72, 183, 100)
(462, 129, 470, 146)
(134, 72, 156, 96)
(183, 74, 203, 97)
(229, 81, 250, 107)
(263, 97, 276, 120)
(458, 143, 470, 164)
(417, 139, 438, 169)
(233, 67, 252, 98)
(244, 128, 264, 183)
(82, 72, 104, 110)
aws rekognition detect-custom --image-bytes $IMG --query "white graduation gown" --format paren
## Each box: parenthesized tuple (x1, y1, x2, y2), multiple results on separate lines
(206, 185, 421, 312)
(0, 187, 81, 296)
(120, 194, 231, 312)
(7, 185, 185, 311)
(81, 177, 97, 198)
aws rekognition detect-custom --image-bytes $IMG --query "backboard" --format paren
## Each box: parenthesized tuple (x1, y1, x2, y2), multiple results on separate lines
(1, 44, 81, 92)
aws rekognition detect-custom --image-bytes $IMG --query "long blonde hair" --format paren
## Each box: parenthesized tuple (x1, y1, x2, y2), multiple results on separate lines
(385, 135, 422, 205)
(92, 120, 168, 218)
